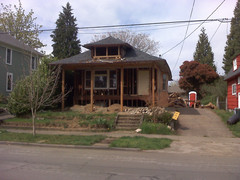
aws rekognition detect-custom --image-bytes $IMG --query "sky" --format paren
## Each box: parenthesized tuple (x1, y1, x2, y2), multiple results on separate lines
(1, 0, 237, 80)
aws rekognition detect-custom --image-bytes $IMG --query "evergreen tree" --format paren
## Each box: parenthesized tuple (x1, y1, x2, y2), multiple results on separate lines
(222, 0, 240, 74)
(193, 27, 216, 71)
(51, 2, 80, 59)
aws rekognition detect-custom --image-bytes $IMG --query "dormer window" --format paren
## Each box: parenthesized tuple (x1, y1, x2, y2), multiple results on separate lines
(233, 58, 237, 71)
(93, 46, 120, 59)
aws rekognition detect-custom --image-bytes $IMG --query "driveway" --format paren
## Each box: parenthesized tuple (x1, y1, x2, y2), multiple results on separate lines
(175, 108, 233, 138)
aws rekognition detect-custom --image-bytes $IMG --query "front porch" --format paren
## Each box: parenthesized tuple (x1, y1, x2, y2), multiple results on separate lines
(61, 62, 169, 111)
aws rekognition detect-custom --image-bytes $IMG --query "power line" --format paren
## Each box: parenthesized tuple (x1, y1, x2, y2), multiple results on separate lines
(162, 0, 226, 56)
(172, 0, 196, 72)
(0, 18, 230, 34)
(210, 22, 222, 42)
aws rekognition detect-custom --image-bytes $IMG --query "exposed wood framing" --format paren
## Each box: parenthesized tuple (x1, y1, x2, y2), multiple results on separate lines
(61, 69, 65, 111)
(152, 67, 155, 107)
(120, 67, 124, 112)
(90, 70, 94, 112)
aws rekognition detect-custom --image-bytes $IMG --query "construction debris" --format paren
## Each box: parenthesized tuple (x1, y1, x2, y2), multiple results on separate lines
(124, 107, 165, 116)
(168, 93, 186, 107)
(201, 102, 217, 109)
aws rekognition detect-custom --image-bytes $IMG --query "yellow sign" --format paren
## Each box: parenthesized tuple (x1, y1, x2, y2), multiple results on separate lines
(172, 111, 180, 120)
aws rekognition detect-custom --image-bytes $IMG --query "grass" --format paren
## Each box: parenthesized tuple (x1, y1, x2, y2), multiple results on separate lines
(5, 111, 117, 130)
(110, 136, 172, 150)
(0, 130, 106, 145)
(140, 122, 174, 135)
(213, 109, 240, 137)
(0, 103, 7, 108)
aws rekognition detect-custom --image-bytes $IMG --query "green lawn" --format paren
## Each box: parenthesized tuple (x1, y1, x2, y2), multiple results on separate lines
(0, 130, 106, 145)
(140, 122, 174, 135)
(110, 136, 173, 150)
(213, 109, 240, 137)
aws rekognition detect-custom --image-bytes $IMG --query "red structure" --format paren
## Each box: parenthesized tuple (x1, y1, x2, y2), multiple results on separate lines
(189, 91, 197, 107)
(224, 54, 240, 110)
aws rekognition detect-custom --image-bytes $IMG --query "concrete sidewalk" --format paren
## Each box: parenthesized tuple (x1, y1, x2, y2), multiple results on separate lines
(2, 128, 240, 156)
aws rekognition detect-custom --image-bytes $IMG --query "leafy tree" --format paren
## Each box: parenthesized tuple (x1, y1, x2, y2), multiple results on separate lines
(92, 29, 159, 55)
(8, 56, 69, 136)
(223, 0, 240, 74)
(0, 0, 43, 48)
(193, 27, 216, 71)
(51, 2, 81, 59)
(179, 61, 218, 97)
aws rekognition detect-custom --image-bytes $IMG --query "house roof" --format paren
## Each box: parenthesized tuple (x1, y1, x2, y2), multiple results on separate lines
(224, 67, 240, 81)
(83, 36, 131, 49)
(168, 84, 185, 94)
(0, 31, 42, 56)
(51, 36, 172, 79)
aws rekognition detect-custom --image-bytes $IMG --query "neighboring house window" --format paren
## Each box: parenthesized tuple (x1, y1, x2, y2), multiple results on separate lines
(162, 74, 167, 90)
(6, 72, 13, 92)
(95, 70, 107, 88)
(6, 48, 12, 65)
(109, 70, 117, 89)
(232, 83, 236, 95)
(233, 59, 237, 71)
(238, 76, 240, 84)
(31, 56, 37, 70)
(85, 71, 91, 88)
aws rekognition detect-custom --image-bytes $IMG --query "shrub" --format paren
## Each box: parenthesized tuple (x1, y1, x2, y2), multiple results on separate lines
(143, 114, 153, 122)
(7, 77, 31, 116)
(156, 112, 172, 125)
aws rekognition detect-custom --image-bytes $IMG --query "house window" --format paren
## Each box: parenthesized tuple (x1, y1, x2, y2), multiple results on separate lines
(238, 76, 240, 84)
(95, 70, 107, 88)
(96, 47, 106, 56)
(233, 59, 237, 71)
(162, 74, 167, 90)
(6, 72, 13, 92)
(85, 71, 91, 88)
(109, 70, 117, 89)
(31, 56, 37, 70)
(108, 47, 118, 56)
(232, 83, 236, 95)
(6, 48, 12, 65)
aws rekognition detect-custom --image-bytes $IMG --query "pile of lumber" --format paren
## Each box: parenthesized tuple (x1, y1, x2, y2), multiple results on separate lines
(168, 93, 186, 107)
(201, 102, 217, 109)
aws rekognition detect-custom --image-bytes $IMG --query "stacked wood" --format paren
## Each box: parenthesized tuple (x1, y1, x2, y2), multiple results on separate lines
(168, 93, 186, 107)
(201, 102, 217, 109)
(124, 107, 165, 115)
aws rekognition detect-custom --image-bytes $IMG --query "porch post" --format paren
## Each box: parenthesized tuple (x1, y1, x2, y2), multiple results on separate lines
(120, 67, 124, 112)
(152, 67, 155, 107)
(61, 68, 65, 111)
(90, 70, 94, 112)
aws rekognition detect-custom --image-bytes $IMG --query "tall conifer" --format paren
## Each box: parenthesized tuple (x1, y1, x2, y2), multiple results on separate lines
(223, 0, 240, 74)
(193, 27, 216, 71)
(51, 2, 80, 59)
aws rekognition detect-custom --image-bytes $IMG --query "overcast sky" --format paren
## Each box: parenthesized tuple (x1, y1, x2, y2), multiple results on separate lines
(2, 0, 237, 80)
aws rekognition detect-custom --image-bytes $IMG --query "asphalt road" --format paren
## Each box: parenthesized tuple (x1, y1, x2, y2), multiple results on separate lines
(0, 144, 240, 180)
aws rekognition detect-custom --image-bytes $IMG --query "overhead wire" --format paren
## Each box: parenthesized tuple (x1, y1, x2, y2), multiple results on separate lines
(172, 0, 195, 72)
(161, 0, 226, 56)
(210, 22, 222, 42)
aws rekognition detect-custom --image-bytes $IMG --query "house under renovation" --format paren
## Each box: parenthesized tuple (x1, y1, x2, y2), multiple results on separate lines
(51, 36, 172, 111)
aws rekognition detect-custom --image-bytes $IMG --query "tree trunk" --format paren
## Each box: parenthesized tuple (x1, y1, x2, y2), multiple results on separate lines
(31, 108, 36, 136)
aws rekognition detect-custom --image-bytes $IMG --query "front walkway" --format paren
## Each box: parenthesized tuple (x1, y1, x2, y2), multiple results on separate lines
(176, 108, 233, 138)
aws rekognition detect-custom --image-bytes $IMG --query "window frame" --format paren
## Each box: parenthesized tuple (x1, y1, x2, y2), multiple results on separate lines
(6, 48, 12, 65)
(84, 70, 117, 90)
(31, 56, 37, 70)
(162, 74, 167, 91)
(94, 70, 108, 89)
(233, 59, 237, 71)
(232, 83, 237, 95)
(6, 72, 13, 92)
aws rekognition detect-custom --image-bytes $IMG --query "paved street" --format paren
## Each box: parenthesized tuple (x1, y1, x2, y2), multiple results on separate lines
(0, 144, 240, 180)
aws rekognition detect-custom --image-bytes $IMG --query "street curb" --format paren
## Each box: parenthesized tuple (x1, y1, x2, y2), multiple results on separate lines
(0, 141, 141, 152)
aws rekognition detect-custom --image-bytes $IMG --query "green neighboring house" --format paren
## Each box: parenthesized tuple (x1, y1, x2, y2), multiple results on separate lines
(0, 31, 43, 96)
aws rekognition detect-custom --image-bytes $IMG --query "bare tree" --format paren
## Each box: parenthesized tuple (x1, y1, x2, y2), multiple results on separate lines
(92, 30, 160, 55)
(8, 64, 70, 136)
